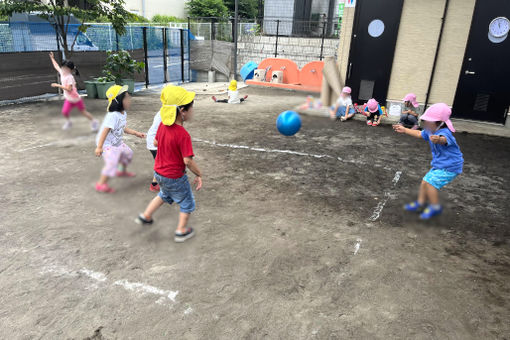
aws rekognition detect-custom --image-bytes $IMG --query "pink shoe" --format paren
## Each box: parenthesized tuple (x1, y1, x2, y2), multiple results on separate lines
(372, 121, 379, 126)
(116, 170, 136, 177)
(150, 183, 160, 192)
(367, 121, 373, 126)
(212, 96, 217, 102)
(95, 183, 115, 193)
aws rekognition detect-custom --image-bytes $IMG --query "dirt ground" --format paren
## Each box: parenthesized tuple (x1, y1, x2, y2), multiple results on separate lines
(1, 87, 509, 339)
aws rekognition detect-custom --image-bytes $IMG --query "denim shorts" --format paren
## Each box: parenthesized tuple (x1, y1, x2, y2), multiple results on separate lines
(335, 105, 355, 118)
(423, 169, 459, 190)
(154, 172, 196, 213)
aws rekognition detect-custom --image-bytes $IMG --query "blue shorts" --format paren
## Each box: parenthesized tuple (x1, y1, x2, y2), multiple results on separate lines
(335, 105, 355, 118)
(423, 169, 459, 190)
(154, 172, 196, 213)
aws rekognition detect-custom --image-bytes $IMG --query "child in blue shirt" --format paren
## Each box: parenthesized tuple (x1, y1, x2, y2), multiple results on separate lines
(364, 98, 384, 126)
(393, 103, 463, 219)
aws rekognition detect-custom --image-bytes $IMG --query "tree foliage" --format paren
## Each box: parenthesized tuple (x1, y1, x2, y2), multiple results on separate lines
(0, 0, 134, 57)
(186, 0, 229, 18)
(224, 0, 259, 19)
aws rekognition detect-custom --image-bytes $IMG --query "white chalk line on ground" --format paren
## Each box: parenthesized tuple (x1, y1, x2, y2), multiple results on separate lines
(193, 138, 388, 168)
(354, 239, 362, 255)
(369, 171, 402, 222)
(41, 265, 179, 304)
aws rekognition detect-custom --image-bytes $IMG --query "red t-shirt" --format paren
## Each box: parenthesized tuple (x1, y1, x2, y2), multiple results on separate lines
(154, 123, 194, 179)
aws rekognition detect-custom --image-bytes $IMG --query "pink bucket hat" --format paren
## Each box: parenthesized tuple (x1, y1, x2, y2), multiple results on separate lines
(367, 98, 379, 113)
(420, 103, 455, 132)
(402, 93, 419, 108)
(342, 86, 352, 94)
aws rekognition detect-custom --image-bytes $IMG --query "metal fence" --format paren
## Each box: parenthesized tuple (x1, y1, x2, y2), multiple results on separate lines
(0, 22, 190, 101)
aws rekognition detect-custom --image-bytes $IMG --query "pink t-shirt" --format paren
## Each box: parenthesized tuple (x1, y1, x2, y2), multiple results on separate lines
(60, 71, 80, 103)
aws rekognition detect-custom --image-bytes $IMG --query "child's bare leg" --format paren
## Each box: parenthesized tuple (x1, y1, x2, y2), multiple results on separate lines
(345, 113, 355, 120)
(417, 180, 428, 204)
(79, 109, 94, 121)
(176, 212, 190, 233)
(98, 174, 108, 185)
(152, 176, 157, 183)
(425, 182, 439, 205)
(143, 196, 164, 220)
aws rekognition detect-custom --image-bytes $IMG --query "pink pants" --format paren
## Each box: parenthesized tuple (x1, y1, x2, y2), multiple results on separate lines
(62, 99, 85, 117)
(101, 143, 133, 177)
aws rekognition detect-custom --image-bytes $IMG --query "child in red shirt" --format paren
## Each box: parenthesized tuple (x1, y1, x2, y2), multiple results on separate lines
(136, 86, 202, 242)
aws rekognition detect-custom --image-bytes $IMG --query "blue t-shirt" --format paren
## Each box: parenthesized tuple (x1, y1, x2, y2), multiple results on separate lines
(421, 128, 464, 174)
(364, 105, 383, 116)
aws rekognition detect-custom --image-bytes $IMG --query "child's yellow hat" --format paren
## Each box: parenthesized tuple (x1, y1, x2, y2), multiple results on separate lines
(106, 84, 129, 110)
(160, 85, 196, 126)
(228, 79, 237, 91)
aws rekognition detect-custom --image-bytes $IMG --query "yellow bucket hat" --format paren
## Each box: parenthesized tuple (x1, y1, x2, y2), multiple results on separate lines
(228, 79, 237, 91)
(106, 84, 129, 110)
(160, 86, 196, 126)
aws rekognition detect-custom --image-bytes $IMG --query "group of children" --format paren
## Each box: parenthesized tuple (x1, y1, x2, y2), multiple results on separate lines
(328, 85, 464, 220)
(329, 86, 421, 128)
(93, 84, 200, 242)
(52, 53, 464, 241)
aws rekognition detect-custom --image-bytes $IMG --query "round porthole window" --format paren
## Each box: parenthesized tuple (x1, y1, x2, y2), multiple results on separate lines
(368, 19, 385, 38)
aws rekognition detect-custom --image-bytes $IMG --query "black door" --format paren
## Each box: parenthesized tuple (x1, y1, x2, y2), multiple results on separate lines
(346, 0, 404, 104)
(452, 0, 510, 124)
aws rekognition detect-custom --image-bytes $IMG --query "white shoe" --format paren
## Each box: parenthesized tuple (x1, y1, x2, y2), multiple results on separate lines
(91, 119, 99, 132)
(62, 120, 72, 130)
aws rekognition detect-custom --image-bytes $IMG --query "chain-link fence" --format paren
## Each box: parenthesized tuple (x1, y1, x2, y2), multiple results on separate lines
(0, 22, 190, 102)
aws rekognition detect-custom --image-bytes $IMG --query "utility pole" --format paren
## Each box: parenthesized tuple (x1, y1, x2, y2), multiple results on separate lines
(233, 0, 239, 81)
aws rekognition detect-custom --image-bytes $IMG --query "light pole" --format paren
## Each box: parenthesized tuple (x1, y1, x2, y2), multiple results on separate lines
(233, 0, 239, 80)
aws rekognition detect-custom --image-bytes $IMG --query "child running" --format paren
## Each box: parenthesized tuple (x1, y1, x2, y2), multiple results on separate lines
(95, 85, 146, 193)
(329, 86, 355, 121)
(364, 98, 383, 126)
(399, 93, 420, 129)
(212, 80, 248, 104)
(136, 86, 202, 243)
(146, 111, 162, 192)
(393, 103, 464, 219)
(49, 52, 99, 131)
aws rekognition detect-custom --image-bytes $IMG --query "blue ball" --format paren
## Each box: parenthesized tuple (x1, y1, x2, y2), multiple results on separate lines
(276, 110, 302, 136)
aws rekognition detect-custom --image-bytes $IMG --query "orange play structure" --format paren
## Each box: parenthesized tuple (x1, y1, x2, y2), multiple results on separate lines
(246, 58, 324, 93)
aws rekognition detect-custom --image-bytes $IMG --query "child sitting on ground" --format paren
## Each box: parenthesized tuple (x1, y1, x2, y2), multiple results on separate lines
(136, 86, 202, 243)
(393, 103, 464, 219)
(364, 98, 384, 126)
(329, 86, 355, 121)
(212, 80, 248, 104)
(399, 93, 420, 129)
(94, 85, 146, 193)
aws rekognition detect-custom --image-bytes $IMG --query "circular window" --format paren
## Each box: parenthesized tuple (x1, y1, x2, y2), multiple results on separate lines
(368, 19, 385, 38)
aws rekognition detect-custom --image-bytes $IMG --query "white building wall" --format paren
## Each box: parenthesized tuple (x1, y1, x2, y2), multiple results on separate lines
(124, 0, 188, 20)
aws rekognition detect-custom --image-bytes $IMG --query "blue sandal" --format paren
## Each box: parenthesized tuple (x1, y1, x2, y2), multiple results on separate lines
(404, 201, 424, 212)
(420, 205, 443, 220)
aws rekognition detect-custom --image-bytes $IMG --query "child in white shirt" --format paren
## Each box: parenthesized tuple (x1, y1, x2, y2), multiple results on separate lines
(329, 86, 355, 121)
(212, 80, 248, 104)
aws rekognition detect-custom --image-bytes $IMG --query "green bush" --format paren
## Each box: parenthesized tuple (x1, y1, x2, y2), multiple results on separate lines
(102, 50, 145, 84)
(152, 15, 187, 23)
